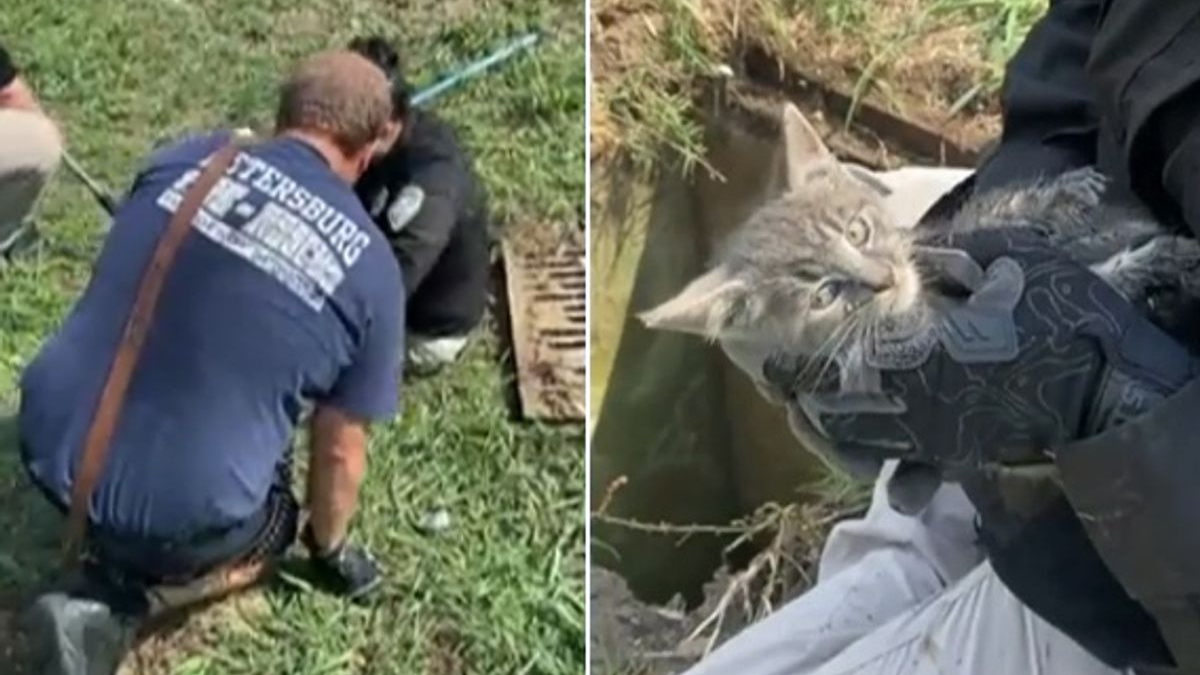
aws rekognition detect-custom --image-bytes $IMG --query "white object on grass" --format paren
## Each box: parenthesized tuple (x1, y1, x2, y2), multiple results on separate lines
(418, 508, 452, 534)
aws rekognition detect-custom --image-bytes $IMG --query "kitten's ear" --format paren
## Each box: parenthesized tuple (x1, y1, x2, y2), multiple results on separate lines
(782, 104, 832, 187)
(637, 265, 746, 337)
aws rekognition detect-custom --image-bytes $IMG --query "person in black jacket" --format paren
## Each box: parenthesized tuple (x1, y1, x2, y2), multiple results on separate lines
(349, 36, 491, 376)
(756, 1, 1200, 673)
(0, 41, 63, 259)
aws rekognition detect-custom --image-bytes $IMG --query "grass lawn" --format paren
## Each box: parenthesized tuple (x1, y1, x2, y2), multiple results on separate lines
(0, 1, 585, 674)
(591, 0, 1046, 173)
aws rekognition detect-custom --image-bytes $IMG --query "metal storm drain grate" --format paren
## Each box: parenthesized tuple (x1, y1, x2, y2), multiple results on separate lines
(502, 237, 586, 422)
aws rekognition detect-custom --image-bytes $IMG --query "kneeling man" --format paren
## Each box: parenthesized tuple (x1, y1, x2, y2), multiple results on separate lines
(17, 49, 403, 675)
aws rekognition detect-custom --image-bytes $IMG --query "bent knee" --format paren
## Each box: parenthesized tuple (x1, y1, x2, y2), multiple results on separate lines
(0, 109, 64, 176)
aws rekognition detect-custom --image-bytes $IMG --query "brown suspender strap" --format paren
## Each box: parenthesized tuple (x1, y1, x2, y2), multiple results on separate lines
(62, 142, 244, 563)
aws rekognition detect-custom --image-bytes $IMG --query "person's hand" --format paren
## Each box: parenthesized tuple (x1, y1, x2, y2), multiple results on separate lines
(762, 227, 1200, 501)
(300, 522, 383, 601)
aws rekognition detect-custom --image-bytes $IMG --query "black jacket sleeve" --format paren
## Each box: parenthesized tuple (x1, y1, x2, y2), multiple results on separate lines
(1085, 0, 1200, 235)
(382, 115, 476, 295)
(0, 43, 16, 90)
(974, 0, 1103, 191)
(389, 171, 461, 294)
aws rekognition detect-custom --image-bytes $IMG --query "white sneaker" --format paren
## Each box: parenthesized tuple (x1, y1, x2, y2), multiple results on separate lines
(406, 334, 469, 376)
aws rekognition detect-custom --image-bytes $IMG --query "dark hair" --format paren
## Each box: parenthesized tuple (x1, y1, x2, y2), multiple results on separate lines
(348, 35, 411, 122)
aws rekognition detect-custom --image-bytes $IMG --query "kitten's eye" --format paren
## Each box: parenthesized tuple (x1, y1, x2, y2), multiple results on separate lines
(846, 216, 872, 246)
(812, 280, 841, 309)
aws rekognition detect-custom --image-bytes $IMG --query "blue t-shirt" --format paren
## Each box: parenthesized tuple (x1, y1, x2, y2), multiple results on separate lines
(18, 131, 404, 539)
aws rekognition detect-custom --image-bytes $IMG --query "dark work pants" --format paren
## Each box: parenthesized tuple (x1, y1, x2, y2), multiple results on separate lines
(22, 444, 299, 602)
(402, 209, 490, 339)
(87, 474, 299, 589)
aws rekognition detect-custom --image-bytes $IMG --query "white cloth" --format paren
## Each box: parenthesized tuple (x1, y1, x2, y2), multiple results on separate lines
(679, 166, 1129, 675)
(806, 558, 1120, 675)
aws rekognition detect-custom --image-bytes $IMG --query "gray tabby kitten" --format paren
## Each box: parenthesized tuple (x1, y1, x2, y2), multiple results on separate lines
(639, 103, 1200, 492)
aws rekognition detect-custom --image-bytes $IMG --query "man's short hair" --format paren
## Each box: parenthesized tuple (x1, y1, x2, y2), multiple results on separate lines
(276, 50, 392, 154)
(348, 35, 411, 123)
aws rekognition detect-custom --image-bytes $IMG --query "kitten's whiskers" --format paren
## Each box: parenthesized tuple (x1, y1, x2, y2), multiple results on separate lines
(795, 312, 866, 392)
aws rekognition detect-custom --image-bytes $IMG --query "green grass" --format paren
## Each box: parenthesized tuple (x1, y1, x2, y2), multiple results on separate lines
(0, 1, 584, 673)
(837, 0, 1047, 121)
(592, 0, 1046, 174)
(593, 0, 720, 178)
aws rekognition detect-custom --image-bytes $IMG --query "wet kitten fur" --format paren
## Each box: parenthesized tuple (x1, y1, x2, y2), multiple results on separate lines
(639, 103, 1200, 499)
(640, 103, 1200, 375)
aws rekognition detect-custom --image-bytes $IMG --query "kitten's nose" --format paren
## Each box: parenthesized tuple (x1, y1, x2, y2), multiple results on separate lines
(865, 266, 895, 291)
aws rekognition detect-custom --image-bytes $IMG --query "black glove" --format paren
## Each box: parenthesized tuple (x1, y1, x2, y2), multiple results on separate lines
(300, 523, 383, 601)
(763, 227, 1200, 508)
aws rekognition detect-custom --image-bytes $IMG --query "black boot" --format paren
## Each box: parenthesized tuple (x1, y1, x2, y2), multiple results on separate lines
(19, 583, 142, 675)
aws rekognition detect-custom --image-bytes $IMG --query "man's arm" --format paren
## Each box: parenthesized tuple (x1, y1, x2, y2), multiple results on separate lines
(307, 254, 404, 544)
(300, 404, 383, 601)
(973, 0, 1103, 191)
(305, 405, 368, 552)
(300, 243, 403, 599)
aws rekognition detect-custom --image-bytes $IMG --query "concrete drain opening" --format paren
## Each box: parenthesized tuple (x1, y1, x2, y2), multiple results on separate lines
(502, 238, 586, 422)
(589, 67, 992, 673)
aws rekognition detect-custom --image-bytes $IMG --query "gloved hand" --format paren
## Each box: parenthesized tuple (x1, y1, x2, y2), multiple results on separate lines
(300, 522, 383, 601)
(762, 227, 1200, 510)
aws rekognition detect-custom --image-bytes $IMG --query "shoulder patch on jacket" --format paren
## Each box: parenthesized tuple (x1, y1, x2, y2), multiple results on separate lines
(387, 185, 425, 233)
(369, 188, 390, 218)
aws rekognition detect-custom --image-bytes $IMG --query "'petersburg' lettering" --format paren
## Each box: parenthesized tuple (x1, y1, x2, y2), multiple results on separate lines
(161, 149, 375, 287)
(267, 174, 297, 204)
(252, 164, 281, 194)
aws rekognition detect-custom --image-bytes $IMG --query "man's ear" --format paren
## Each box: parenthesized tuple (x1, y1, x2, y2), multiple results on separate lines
(637, 265, 746, 338)
(781, 103, 834, 189)
(377, 119, 403, 157)
(350, 141, 381, 178)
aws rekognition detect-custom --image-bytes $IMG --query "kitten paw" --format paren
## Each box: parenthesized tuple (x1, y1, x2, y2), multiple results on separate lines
(1095, 234, 1200, 304)
(1017, 167, 1110, 239)
(1052, 166, 1109, 208)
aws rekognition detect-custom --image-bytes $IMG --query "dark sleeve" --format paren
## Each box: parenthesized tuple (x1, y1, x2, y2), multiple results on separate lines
(323, 251, 406, 421)
(973, 0, 1103, 191)
(386, 158, 464, 294)
(1086, 0, 1200, 234)
(0, 43, 16, 90)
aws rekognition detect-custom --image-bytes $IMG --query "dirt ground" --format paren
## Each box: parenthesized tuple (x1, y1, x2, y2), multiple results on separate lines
(591, 0, 1012, 167)
(590, 500, 865, 675)
(590, 566, 730, 675)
